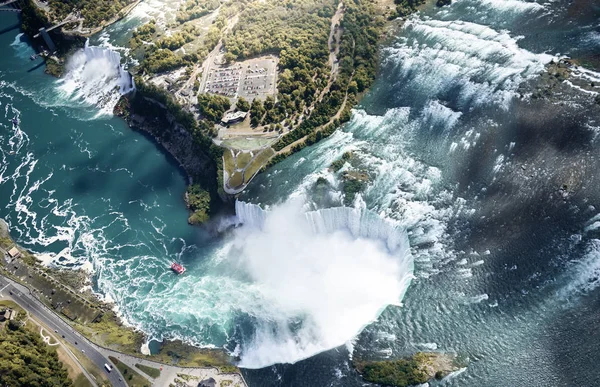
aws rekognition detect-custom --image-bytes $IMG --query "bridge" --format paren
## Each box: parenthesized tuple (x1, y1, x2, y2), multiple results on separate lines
(33, 14, 83, 38)
(0, 0, 20, 12)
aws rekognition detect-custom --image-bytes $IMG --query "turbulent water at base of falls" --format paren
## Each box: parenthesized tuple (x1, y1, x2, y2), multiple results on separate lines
(231, 200, 414, 368)
(57, 42, 135, 117)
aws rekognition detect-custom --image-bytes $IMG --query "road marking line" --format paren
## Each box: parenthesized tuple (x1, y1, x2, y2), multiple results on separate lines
(0, 283, 9, 294)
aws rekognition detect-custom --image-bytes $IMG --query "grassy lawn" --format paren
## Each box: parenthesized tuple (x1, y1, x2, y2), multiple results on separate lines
(228, 171, 244, 188)
(135, 363, 161, 378)
(235, 151, 253, 168)
(56, 344, 93, 387)
(223, 149, 236, 175)
(65, 342, 111, 387)
(109, 356, 151, 387)
(0, 299, 22, 310)
(74, 311, 144, 354)
(72, 374, 94, 387)
(244, 148, 275, 184)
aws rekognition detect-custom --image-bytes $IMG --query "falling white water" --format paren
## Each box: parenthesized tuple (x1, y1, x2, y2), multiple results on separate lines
(57, 42, 135, 118)
(232, 200, 414, 368)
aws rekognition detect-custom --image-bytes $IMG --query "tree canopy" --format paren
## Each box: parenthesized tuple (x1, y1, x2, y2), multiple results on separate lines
(198, 94, 231, 123)
(47, 0, 136, 28)
(0, 323, 72, 387)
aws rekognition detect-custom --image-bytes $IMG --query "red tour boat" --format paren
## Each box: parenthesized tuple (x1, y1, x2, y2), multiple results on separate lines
(171, 262, 186, 274)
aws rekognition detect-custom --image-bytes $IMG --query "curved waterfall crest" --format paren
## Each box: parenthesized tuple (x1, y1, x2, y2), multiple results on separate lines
(58, 41, 135, 117)
(235, 200, 410, 253)
(232, 200, 414, 367)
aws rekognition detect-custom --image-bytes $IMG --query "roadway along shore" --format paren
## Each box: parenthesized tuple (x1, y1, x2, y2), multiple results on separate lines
(0, 273, 248, 387)
(0, 274, 127, 387)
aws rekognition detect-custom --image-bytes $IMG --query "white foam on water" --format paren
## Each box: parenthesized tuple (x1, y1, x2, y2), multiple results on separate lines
(415, 342, 438, 350)
(57, 42, 135, 118)
(449, 0, 546, 23)
(338, 108, 460, 277)
(420, 100, 462, 133)
(231, 200, 414, 368)
(465, 293, 489, 304)
(384, 18, 553, 109)
(560, 239, 600, 297)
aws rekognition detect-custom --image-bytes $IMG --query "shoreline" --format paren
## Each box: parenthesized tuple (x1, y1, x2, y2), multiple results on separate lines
(0, 218, 244, 379)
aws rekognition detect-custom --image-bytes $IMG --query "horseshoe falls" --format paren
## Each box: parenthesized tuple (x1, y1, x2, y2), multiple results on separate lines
(1, 0, 600, 384)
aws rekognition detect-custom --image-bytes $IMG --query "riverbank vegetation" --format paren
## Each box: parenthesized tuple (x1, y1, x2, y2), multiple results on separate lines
(123, 80, 226, 206)
(391, 0, 427, 18)
(186, 184, 212, 224)
(47, 0, 137, 28)
(355, 355, 429, 386)
(269, 0, 381, 154)
(176, 0, 221, 24)
(0, 222, 238, 373)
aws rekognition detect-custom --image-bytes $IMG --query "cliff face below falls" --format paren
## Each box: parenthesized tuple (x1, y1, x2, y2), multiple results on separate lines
(115, 95, 217, 191)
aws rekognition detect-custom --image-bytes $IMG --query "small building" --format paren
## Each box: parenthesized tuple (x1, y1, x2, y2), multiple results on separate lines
(221, 111, 247, 125)
(1, 309, 15, 321)
(198, 378, 216, 387)
(7, 246, 20, 259)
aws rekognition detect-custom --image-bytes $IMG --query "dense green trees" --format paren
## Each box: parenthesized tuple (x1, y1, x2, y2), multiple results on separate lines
(269, 0, 382, 154)
(236, 97, 251, 112)
(186, 184, 211, 224)
(157, 26, 198, 50)
(198, 94, 231, 123)
(47, 0, 136, 28)
(131, 21, 199, 72)
(133, 0, 244, 75)
(393, 0, 426, 17)
(129, 20, 156, 50)
(355, 357, 429, 387)
(20, 0, 49, 37)
(249, 98, 265, 127)
(176, 0, 220, 24)
(0, 323, 72, 387)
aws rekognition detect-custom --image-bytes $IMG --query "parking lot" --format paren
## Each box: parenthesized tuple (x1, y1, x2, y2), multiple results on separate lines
(201, 56, 278, 101)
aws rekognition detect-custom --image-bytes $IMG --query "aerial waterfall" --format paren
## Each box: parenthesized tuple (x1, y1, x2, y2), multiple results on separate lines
(232, 200, 414, 368)
(57, 41, 135, 118)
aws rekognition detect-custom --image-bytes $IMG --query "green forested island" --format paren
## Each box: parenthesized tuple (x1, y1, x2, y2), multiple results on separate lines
(354, 352, 463, 387)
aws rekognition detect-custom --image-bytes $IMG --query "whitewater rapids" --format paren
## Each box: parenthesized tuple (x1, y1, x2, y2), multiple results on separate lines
(57, 42, 134, 117)
(231, 200, 414, 368)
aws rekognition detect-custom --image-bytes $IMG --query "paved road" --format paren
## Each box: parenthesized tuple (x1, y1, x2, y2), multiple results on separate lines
(0, 275, 127, 387)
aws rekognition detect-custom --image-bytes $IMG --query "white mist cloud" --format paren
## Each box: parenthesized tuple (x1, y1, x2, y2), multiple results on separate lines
(57, 42, 134, 117)
(229, 200, 414, 368)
